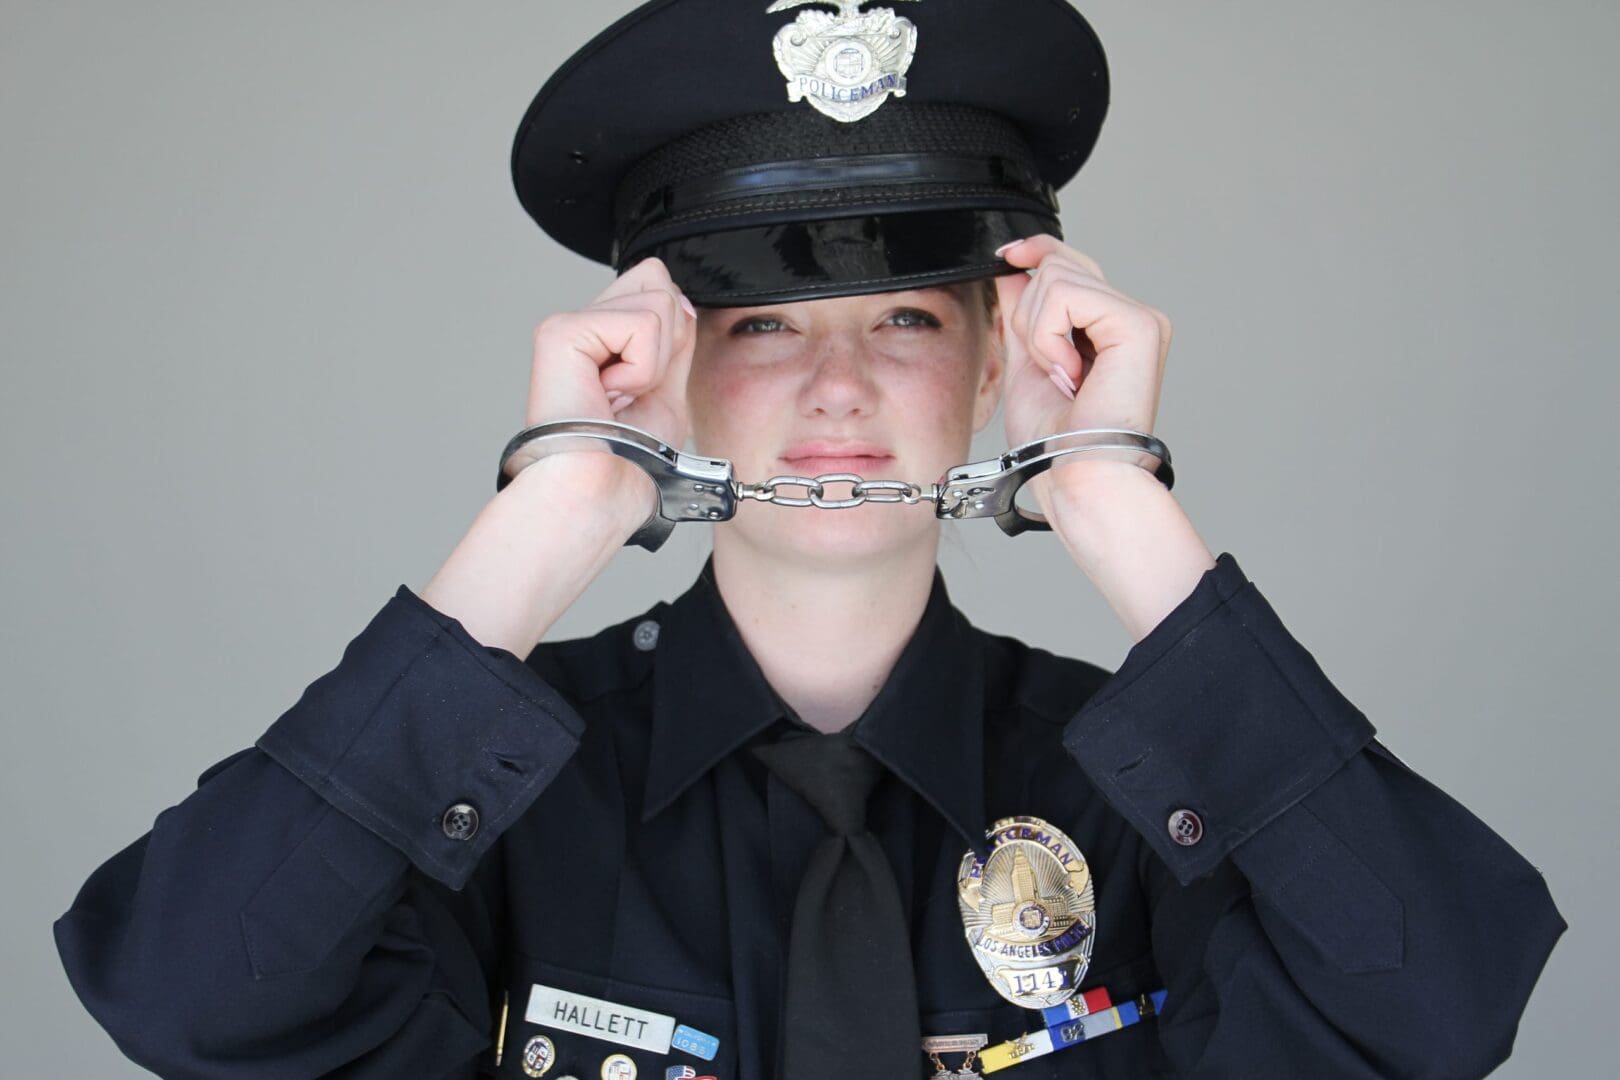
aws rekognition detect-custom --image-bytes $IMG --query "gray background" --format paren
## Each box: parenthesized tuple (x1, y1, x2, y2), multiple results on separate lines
(4, 1, 1614, 1074)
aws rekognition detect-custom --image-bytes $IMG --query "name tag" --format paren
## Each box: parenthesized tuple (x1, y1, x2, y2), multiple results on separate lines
(525, 983, 677, 1054)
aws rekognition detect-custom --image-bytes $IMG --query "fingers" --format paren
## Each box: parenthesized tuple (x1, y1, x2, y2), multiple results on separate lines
(596, 258, 698, 399)
(594, 254, 681, 303)
(1014, 265, 1085, 381)
(1010, 234, 1173, 348)
(1002, 235, 1170, 381)
(999, 234, 1108, 282)
(526, 256, 698, 428)
(993, 269, 1040, 397)
(533, 306, 652, 387)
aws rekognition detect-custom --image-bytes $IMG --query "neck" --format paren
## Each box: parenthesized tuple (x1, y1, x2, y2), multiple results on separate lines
(710, 528, 940, 734)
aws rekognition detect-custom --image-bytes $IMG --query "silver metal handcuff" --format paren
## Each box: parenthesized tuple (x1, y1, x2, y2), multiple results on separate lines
(496, 419, 1174, 552)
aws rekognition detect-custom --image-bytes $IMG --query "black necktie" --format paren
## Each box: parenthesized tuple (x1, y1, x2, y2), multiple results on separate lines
(751, 729, 922, 1079)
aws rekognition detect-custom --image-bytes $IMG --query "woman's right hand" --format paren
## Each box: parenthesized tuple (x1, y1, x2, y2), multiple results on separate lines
(515, 256, 698, 530)
(419, 258, 697, 656)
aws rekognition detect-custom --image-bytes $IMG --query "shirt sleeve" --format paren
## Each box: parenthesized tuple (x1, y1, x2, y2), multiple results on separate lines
(256, 584, 584, 890)
(55, 585, 583, 1078)
(1060, 552, 1566, 1077)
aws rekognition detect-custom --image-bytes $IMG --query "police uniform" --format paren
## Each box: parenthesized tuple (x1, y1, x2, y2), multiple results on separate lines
(56, 2, 1564, 1078)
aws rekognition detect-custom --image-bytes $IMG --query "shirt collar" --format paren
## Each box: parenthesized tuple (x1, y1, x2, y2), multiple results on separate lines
(642, 556, 987, 850)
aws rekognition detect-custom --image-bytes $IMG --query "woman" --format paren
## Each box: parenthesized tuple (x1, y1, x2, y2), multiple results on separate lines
(57, 1, 1563, 1077)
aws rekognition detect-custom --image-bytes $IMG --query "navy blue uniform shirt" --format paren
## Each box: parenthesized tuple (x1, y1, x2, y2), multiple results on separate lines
(55, 552, 1565, 1078)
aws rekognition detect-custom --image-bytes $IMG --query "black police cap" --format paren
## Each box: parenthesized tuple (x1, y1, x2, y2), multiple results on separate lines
(512, 0, 1108, 306)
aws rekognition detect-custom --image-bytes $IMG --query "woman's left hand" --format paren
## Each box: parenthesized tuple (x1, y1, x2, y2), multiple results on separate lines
(992, 234, 1214, 642)
(994, 234, 1172, 465)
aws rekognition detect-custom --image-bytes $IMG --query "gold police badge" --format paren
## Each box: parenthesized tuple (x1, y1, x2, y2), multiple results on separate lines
(766, 0, 920, 123)
(957, 816, 1096, 1009)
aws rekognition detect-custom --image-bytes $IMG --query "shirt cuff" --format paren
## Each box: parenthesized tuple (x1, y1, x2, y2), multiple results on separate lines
(257, 585, 584, 890)
(1061, 552, 1376, 884)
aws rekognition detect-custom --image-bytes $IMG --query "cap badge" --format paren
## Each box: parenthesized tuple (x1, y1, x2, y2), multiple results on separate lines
(766, 0, 919, 123)
(957, 815, 1097, 1009)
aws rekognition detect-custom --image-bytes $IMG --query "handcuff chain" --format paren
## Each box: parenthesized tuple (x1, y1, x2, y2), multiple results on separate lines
(740, 475, 935, 509)
(495, 418, 1174, 551)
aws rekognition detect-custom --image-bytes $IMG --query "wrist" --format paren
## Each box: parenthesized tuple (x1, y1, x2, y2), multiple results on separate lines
(420, 453, 654, 656)
(1032, 457, 1168, 533)
(502, 451, 656, 543)
(1034, 461, 1215, 643)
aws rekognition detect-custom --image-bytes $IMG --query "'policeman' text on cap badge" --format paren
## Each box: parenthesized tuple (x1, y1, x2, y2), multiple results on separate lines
(957, 815, 1097, 1009)
(767, 0, 919, 123)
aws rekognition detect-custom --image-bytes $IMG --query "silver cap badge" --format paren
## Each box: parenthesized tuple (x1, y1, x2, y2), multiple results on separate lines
(766, 0, 920, 123)
(957, 815, 1097, 1009)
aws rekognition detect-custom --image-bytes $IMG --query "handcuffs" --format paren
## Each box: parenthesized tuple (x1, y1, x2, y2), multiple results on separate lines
(496, 419, 1174, 552)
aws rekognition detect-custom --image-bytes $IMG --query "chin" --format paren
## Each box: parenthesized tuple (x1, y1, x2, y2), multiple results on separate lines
(736, 501, 939, 567)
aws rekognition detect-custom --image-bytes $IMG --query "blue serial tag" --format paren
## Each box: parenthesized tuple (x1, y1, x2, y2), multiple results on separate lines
(671, 1024, 719, 1061)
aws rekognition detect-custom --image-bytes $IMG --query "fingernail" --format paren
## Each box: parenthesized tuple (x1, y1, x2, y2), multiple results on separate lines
(1054, 364, 1078, 394)
(605, 389, 625, 403)
(1049, 368, 1077, 400)
(993, 239, 1024, 258)
(679, 295, 697, 319)
(609, 393, 637, 413)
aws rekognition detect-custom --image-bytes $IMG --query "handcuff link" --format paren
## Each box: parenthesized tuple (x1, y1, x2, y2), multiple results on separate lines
(496, 419, 1173, 552)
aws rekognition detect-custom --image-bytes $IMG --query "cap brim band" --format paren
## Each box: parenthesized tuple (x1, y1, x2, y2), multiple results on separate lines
(627, 206, 1058, 307)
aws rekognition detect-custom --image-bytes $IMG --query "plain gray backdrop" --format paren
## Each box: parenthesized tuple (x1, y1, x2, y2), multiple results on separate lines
(5, 1, 1614, 1075)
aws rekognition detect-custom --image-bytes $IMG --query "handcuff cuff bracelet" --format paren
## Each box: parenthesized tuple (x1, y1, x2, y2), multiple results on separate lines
(496, 418, 1174, 552)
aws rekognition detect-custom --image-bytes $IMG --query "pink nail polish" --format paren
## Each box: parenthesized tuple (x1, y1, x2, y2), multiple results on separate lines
(1049, 368, 1077, 400)
(679, 295, 696, 318)
(993, 239, 1024, 258)
(610, 393, 638, 413)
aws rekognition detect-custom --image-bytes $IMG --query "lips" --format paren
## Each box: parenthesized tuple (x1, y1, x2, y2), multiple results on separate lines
(781, 455, 892, 474)
(779, 441, 893, 475)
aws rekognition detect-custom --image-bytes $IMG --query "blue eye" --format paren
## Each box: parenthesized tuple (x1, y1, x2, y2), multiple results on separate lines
(888, 309, 941, 328)
(731, 316, 785, 335)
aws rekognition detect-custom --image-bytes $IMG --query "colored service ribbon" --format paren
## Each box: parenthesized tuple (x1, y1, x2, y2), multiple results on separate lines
(978, 990, 1168, 1074)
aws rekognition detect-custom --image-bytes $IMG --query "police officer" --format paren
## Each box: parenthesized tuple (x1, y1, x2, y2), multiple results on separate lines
(56, 2, 1565, 1077)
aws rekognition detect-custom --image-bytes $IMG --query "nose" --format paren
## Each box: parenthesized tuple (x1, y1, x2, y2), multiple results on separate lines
(797, 332, 879, 419)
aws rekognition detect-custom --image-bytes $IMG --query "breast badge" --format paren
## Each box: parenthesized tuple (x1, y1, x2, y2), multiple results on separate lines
(521, 1035, 556, 1078)
(766, 0, 920, 123)
(957, 815, 1096, 1009)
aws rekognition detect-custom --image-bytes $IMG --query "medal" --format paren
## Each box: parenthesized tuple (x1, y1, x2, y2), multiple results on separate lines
(921, 1032, 988, 1078)
(956, 815, 1096, 1009)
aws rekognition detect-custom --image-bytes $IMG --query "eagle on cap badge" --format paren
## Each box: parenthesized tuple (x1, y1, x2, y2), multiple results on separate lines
(766, 0, 920, 123)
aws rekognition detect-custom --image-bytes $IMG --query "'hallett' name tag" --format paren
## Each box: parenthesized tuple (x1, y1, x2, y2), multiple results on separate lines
(525, 983, 676, 1054)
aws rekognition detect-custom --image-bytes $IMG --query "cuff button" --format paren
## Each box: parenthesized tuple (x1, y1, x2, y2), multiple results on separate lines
(632, 619, 660, 651)
(442, 802, 480, 841)
(1168, 808, 1203, 846)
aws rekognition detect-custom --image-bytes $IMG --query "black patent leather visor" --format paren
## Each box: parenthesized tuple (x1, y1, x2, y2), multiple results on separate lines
(624, 206, 1059, 308)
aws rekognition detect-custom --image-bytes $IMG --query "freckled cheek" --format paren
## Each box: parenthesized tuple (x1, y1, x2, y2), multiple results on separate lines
(690, 364, 780, 455)
(886, 364, 982, 467)
(891, 364, 978, 426)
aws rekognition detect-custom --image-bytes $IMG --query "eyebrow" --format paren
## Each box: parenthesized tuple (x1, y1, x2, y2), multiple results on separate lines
(893, 285, 967, 310)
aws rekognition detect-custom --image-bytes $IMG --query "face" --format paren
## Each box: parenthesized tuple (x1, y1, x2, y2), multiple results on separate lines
(688, 281, 1004, 566)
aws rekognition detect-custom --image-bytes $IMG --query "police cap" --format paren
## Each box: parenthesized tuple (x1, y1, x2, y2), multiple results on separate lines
(512, 0, 1108, 306)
